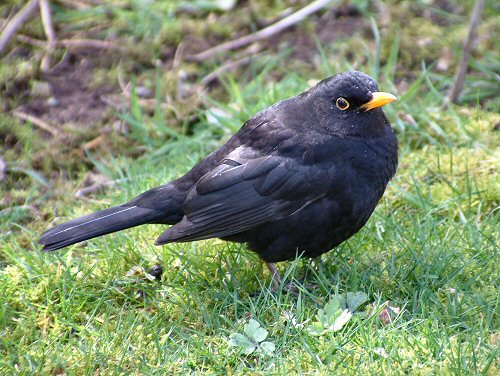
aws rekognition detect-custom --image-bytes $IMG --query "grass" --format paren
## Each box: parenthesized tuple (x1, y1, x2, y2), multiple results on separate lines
(1, 0, 499, 374)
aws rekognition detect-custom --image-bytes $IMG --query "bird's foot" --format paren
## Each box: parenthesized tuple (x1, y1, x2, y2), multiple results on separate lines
(265, 262, 316, 294)
(266, 262, 283, 290)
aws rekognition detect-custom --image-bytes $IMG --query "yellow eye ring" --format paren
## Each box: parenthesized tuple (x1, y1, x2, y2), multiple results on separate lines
(336, 97, 349, 110)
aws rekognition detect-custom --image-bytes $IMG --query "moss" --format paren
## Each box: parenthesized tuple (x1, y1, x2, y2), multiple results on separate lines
(386, 17, 454, 69)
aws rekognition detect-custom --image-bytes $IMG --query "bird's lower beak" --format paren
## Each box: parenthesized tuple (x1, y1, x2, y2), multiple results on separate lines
(361, 92, 397, 111)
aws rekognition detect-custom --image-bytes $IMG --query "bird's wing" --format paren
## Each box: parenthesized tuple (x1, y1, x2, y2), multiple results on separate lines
(155, 146, 329, 244)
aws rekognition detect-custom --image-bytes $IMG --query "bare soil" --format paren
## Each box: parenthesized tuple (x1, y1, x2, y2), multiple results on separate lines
(15, 52, 117, 134)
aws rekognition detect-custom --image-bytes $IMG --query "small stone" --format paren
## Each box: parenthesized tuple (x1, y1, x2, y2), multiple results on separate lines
(47, 97, 59, 107)
(149, 264, 163, 280)
(136, 86, 152, 98)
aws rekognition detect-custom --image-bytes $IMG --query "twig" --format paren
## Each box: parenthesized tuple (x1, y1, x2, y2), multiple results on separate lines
(58, 38, 127, 52)
(74, 180, 116, 198)
(0, 158, 6, 182)
(57, 0, 91, 9)
(82, 134, 106, 150)
(172, 41, 185, 69)
(202, 56, 255, 86)
(17, 34, 47, 47)
(40, 0, 56, 42)
(40, 0, 56, 72)
(201, 43, 263, 86)
(18, 35, 127, 53)
(117, 68, 131, 97)
(100, 93, 161, 113)
(188, 0, 334, 61)
(447, 0, 485, 104)
(0, 0, 40, 56)
(13, 110, 59, 137)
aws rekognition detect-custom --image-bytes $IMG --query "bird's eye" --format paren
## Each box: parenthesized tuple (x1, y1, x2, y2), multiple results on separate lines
(336, 97, 349, 110)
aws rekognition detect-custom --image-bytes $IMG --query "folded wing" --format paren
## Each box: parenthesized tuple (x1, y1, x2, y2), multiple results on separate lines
(156, 147, 329, 244)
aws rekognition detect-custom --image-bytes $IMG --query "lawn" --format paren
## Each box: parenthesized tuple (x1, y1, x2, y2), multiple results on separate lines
(0, 0, 499, 374)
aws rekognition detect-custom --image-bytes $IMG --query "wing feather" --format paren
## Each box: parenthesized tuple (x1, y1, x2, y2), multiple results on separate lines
(156, 147, 329, 244)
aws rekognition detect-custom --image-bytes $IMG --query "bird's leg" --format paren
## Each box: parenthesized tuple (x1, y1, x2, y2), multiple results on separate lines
(266, 262, 301, 294)
(266, 262, 282, 290)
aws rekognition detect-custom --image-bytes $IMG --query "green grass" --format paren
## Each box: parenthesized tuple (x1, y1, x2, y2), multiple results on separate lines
(2, 68, 498, 374)
(1, 0, 500, 374)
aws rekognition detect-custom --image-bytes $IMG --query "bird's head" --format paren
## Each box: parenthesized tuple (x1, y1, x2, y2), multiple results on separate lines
(311, 71, 397, 137)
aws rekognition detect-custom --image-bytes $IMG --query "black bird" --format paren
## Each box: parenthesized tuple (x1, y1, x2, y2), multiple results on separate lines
(39, 71, 398, 284)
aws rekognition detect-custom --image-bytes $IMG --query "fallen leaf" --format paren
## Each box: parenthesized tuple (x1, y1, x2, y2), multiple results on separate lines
(377, 303, 401, 325)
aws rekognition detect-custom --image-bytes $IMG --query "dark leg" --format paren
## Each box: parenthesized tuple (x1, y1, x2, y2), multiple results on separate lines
(266, 262, 317, 294)
(266, 262, 282, 289)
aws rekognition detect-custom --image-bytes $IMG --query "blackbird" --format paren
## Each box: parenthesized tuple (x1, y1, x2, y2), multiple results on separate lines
(39, 71, 398, 283)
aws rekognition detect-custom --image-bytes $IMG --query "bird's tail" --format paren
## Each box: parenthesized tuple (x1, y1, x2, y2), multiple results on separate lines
(39, 204, 163, 252)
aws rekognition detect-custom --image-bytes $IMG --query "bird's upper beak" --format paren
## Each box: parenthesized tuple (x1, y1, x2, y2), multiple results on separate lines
(361, 92, 397, 111)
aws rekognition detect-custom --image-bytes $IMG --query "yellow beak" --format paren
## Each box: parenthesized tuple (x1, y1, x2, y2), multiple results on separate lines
(360, 92, 397, 111)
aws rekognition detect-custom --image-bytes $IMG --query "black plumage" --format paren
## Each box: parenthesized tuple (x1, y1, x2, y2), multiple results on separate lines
(39, 71, 398, 267)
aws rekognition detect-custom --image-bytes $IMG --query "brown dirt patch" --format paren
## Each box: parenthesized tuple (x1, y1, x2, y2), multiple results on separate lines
(15, 52, 118, 133)
(255, 7, 366, 63)
(178, 6, 366, 65)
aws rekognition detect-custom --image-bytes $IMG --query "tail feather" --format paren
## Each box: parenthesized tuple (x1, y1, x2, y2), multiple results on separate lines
(39, 205, 162, 252)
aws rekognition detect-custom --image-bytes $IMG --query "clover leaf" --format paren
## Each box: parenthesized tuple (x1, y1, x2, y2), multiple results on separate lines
(306, 292, 368, 336)
(228, 319, 275, 356)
